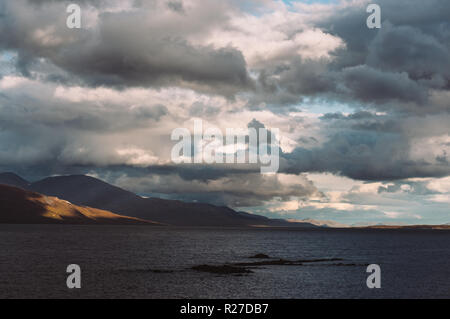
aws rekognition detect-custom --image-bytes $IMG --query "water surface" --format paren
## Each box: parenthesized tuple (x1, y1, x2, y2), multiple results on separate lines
(0, 225, 449, 298)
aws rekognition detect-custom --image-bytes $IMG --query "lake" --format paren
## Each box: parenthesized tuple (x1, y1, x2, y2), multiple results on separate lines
(0, 225, 449, 299)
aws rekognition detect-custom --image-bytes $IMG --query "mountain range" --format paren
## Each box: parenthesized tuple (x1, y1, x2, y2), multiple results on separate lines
(0, 172, 319, 227)
(0, 184, 156, 225)
(287, 218, 351, 228)
(2, 172, 447, 229)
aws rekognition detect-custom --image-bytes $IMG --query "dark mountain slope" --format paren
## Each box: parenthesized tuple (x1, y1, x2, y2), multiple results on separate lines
(2, 173, 318, 227)
(30, 176, 305, 226)
(30, 175, 140, 209)
(0, 172, 30, 189)
(0, 184, 158, 225)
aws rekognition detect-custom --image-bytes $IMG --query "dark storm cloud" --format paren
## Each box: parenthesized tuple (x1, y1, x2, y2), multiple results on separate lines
(0, 90, 168, 133)
(109, 169, 321, 207)
(0, 0, 253, 97)
(2, 0, 449, 108)
(281, 113, 450, 181)
(275, 58, 336, 96)
(321, 0, 450, 71)
(61, 35, 251, 94)
(244, 58, 339, 109)
(341, 65, 427, 104)
(282, 135, 449, 181)
(167, 1, 185, 13)
(256, 0, 450, 111)
(320, 111, 399, 133)
(366, 23, 450, 81)
(282, 106, 450, 181)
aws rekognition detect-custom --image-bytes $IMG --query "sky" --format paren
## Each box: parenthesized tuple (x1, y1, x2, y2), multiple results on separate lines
(0, 0, 449, 225)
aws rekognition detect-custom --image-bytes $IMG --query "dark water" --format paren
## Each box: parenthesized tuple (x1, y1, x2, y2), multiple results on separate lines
(0, 224, 449, 299)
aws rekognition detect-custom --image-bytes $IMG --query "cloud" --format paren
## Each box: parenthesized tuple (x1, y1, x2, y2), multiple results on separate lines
(282, 111, 450, 180)
(0, 0, 253, 97)
(367, 23, 450, 80)
(255, 172, 449, 225)
(427, 176, 450, 194)
(113, 172, 321, 207)
(3, 0, 450, 110)
(341, 65, 428, 104)
(0, 0, 449, 224)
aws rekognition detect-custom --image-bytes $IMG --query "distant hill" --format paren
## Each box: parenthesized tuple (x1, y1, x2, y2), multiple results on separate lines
(364, 225, 450, 230)
(30, 175, 140, 211)
(0, 172, 30, 189)
(1, 172, 447, 229)
(0, 184, 159, 225)
(0, 172, 318, 228)
(288, 218, 350, 228)
(27, 175, 318, 228)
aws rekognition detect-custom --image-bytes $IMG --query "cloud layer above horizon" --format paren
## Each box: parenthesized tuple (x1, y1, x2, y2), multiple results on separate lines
(0, 0, 449, 225)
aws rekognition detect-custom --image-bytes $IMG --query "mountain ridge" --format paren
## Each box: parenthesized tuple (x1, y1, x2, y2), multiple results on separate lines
(0, 172, 319, 228)
(0, 172, 30, 189)
(287, 218, 350, 228)
(0, 184, 159, 225)
(0, 173, 448, 229)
